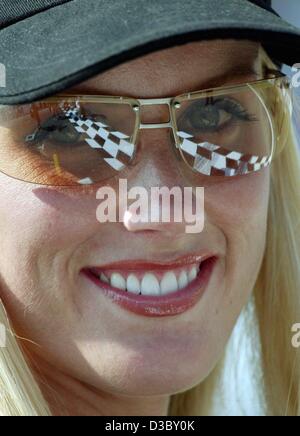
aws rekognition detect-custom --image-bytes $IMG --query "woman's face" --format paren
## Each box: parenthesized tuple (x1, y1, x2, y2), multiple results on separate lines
(0, 40, 270, 409)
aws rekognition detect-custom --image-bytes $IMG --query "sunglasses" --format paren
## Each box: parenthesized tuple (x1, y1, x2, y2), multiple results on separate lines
(0, 70, 291, 186)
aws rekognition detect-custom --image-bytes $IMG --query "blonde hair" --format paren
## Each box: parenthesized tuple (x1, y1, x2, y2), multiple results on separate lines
(0, 303, 51, 416)
(1, 48, 300, 416)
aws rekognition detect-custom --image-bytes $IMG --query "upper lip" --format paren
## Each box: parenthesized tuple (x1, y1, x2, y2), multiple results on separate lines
(85, 252, 216, 272)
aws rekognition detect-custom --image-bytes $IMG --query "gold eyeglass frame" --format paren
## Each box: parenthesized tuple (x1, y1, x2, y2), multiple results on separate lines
(0, 69, 289, 185)
(41, 69, 291, 177)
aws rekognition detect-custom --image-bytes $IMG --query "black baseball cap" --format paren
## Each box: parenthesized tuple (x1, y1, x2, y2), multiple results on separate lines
(0, 0, 300, 105)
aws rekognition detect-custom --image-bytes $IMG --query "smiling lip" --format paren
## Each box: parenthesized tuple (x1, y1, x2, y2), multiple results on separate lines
(81, 254, 218, 317)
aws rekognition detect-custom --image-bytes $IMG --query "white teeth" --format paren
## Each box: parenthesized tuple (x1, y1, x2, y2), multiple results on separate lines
(188, 266, 198, 282)
(141, 273, 160, 296)
(178, 270, 189, 289)
(160, 271, 178, 295)
(110, 273, 126, 291)
(99, 263, 201, 296)
(100, 273, 109, 284)
(126, 274, 141, 295)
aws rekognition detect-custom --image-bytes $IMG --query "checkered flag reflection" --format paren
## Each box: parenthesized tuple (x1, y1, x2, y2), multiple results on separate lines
(61, 105, 135, 184)
(35, 103, 271, 183)
(177, 131, 271, 176)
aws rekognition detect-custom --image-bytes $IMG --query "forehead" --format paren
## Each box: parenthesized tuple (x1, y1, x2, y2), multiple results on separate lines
(66, 39, 261, 98)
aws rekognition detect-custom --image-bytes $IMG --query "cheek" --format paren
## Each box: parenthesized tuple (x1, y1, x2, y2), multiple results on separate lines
(0, 184, 101, 311)
(0, 183, 106, 349)
(0, 186, 100, 258)
(205, 170, 269, 326)
(205, 170, 270, 274)
(192, 171, 270, 373)
(205, 170, 270, 230)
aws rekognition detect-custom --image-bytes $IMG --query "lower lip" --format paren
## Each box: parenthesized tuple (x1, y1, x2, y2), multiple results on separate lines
(82, 257, 218, 317)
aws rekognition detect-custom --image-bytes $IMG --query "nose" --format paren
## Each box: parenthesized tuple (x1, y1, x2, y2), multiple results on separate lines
(120, 127, 204, 236)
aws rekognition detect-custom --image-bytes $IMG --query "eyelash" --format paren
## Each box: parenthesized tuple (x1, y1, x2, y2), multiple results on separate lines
(31, 96, 257, 147)
(177, 96, 257, 133)
(214, 98, 257, 122)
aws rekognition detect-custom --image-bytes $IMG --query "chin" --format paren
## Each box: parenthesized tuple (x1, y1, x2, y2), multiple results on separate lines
(84, 346, 215, 397)
(108, 366, 211, 397)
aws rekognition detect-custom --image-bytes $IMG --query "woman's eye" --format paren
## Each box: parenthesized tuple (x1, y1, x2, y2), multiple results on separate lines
(32, 110, 108, 146)
(179, 97, 256, 133)
(35, 114, 82, 144)
(188, 104, 229, 132)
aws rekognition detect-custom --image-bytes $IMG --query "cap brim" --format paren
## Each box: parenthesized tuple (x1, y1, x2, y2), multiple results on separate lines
(0, 0, 300, 104)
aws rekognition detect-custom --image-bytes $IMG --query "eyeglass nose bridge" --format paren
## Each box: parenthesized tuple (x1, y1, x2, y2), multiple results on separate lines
(136, 97, 175, 130)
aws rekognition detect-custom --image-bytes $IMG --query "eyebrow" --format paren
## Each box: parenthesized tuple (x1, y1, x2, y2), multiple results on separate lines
(63, 63, 262, 98)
